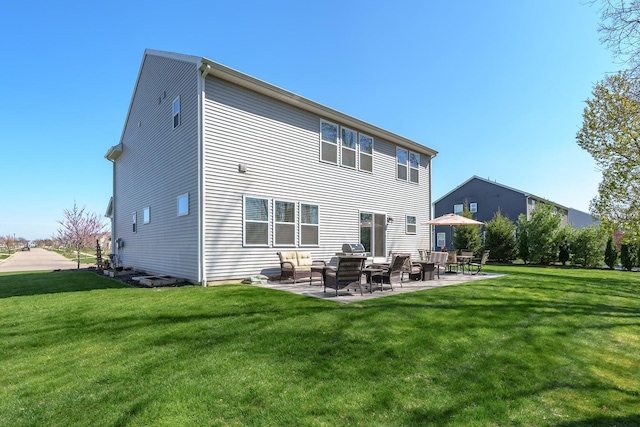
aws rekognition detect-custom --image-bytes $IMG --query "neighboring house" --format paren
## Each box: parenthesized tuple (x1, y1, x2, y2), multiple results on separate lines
(432, 176, 596, 250)
(105, 49, 438, 284)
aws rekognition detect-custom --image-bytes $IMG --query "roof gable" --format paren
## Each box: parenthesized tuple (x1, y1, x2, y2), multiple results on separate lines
(434, 175, 569, 210)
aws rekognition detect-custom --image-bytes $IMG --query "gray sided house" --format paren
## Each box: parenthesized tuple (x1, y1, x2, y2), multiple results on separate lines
(432, 176, 595, 250)
(105, 49, 437, 285)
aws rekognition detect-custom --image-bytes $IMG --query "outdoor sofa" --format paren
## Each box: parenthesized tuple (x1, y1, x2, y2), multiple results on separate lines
(277, 251, 326, 283)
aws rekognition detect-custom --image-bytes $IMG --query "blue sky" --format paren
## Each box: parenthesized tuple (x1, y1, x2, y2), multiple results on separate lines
(1, 0, 614, 240)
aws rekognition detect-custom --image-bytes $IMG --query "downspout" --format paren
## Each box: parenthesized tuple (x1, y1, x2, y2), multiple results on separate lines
(106, 157, 116, 265)
(198, 64, 211, 286)
(429, 154, 436, 251)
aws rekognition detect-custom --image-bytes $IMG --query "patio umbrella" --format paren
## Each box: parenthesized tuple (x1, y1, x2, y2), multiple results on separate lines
(422, 213, 484, 226)
(422, 213, 483, 250)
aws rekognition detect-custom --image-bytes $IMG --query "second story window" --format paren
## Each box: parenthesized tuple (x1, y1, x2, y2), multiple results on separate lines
(320, 120, 338, 164)
(359, 134, 373, 172)
(177, 193, 189, 216)
(341, 127, 357, 168)
(409, 152, 419, 183)
(454, 204, 463, 214)
(397, 148, 408, 180)
(173, 96, 181, 129)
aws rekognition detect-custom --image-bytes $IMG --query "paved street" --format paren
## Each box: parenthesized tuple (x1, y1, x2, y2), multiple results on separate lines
(0, 248, 93, 273)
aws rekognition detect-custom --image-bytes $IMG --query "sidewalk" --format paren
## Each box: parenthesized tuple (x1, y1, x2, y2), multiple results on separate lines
(0, 248, 94, 273)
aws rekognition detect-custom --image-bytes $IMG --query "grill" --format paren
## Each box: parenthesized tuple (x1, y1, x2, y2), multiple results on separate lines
(338, 243, 368, 258)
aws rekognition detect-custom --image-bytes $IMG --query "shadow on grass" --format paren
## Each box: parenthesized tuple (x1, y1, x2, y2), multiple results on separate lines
(556, 415, 640, 426)
(0, 270, 131, 298)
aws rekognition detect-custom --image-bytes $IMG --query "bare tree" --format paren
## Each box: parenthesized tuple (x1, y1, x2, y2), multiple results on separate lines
(4, 234, 15, 254)
(57, 202, 106, 269)
(596, 0, 640, 79)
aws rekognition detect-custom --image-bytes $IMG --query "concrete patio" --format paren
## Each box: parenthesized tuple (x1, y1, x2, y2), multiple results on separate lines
(252, 272, 502, 304)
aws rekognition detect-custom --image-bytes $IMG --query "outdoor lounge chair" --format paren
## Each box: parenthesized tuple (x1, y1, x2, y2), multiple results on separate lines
(323, 257, 365, 296)
(385, 253, 412, 289)
(469, 250, 490, 275)
(369, 253, 420, 290)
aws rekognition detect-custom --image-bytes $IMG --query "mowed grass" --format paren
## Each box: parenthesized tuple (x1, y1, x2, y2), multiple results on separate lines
(0, 267, 639, 426)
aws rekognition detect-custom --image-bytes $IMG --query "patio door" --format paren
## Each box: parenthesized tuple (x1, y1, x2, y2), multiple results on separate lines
(360, 212, 387, 258)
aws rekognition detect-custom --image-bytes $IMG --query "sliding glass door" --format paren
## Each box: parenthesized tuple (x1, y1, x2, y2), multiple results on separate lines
(360, 212, 387, 258)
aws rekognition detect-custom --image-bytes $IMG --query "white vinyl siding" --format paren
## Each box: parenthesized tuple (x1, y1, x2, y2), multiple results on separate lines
(202, 75, 433, 281)
(113, 53, 199, 281)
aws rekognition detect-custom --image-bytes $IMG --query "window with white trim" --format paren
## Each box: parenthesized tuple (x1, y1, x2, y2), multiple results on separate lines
(274, 200, 296, 246)
(143, 207, 150, 224)
(341, 127, 357, 168)
(320, 120, 338, 164)
(300, 203, 319, 246)
(409, 151, 419, 183)
(244, 196, 269, 246)
(132, 212, 137, 233)
(396, 147, 408, 180)
(454, 204, 463, 214)
(437, 232, 446, 248)
(173, 96, 181, 129)
(470, 203, 477, 213)
(177, 194, 189, 216)
(406, 215, 417, 234)
(359, 133, 373, 172)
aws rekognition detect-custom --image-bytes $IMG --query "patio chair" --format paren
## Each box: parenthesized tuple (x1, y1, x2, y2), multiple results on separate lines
(377, 253, 411, 290)
(445, 251, 459, 273)
(323, 257, 365, 296)
(469, 250, 490, 275)
(418, 249, 431, 262)
(428, 251, 448, 279)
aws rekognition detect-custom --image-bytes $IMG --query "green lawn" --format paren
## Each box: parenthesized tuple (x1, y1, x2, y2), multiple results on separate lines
(0, 266, 638, 426)
(48, 248, 98, 265)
